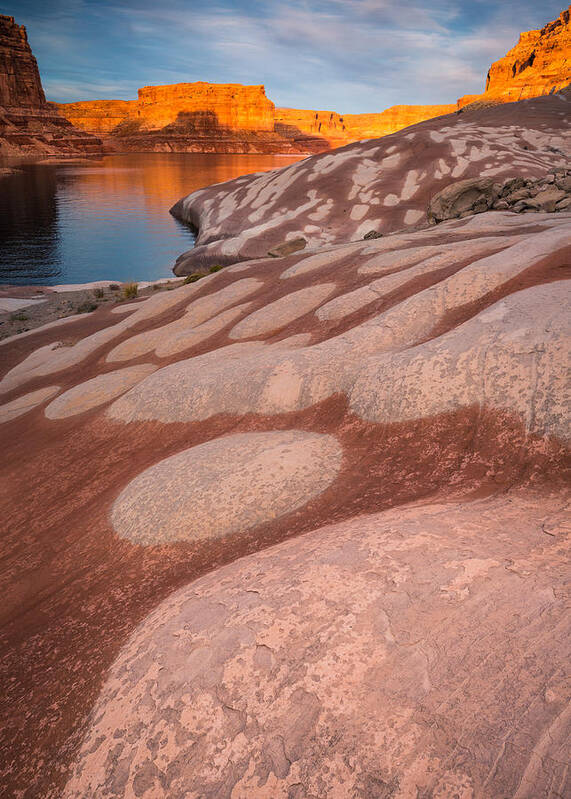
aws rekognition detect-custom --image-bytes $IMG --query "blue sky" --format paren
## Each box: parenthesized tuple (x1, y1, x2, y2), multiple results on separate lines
(4, 0, 567, 112)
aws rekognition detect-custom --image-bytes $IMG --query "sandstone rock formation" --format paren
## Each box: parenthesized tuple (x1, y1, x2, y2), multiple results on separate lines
(55, 83, 321, 155)
(1, 75, 570, 799)
(63, 494, 571, 799)
(171, 89, 571, 273)
(56, 88, 458, 155)
(427, 169, 571, 222)
(457, 6, 571, 108)
(274, 104, 457, 149)
(0, 15, 101, 156)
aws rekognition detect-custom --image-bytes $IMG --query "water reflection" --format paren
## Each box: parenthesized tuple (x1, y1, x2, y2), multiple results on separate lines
(0, 153, 303, 285)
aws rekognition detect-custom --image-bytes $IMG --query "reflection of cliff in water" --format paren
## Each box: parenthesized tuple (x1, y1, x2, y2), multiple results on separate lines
(0, 153, 301, 285)
(0, 165, 62, 283)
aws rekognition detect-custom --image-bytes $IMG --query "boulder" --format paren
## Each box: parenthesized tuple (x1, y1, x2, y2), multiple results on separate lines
(427, 177, 497, 223)
(526, 187, 567, 212)
(267, 237, 307, 257)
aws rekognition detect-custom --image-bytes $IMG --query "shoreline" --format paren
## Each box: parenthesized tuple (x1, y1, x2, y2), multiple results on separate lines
(0, 276, 183, 342)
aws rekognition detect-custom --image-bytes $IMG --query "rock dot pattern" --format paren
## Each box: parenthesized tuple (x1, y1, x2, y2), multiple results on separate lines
(44, 364, 158, 419)
(171, 91, 571, 274)
(111, 430, 343, 545)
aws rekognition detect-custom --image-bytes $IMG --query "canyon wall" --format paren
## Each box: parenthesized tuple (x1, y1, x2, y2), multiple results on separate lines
(275, 104, 456, 147)
(342, 105, 456, 139)
(53, 99, 136, 136)
(54, 83, 312, 154)
(57, 87, 456, 154)
(458, 6, 570, 108)
(0, 15, 101, 157)
(136, 83, 275, 130)
(56, 84, 277, 135)
(0, 13, 45, 107)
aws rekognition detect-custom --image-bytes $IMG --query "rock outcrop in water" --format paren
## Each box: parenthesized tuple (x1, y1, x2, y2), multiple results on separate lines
(0, 87, 570, 798)
(0, 14, 101, 156)
(458, 6, 571, 108)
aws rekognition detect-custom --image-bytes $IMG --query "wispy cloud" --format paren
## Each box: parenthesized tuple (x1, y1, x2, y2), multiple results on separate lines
(10, 0, 567, 111)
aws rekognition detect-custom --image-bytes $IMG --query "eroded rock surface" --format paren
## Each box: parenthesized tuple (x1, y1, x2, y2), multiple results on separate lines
(171, 91, 570, 273)
(111, 430, 343, 545)
(63, 494, 571, 799)
(1, 93, 569, 799)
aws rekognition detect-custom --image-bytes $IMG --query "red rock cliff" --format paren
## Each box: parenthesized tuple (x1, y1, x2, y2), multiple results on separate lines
(458, 6, 570, 107)
(0, 14, 45, 108)
(0, 14, 101, 156)
(53, 99, 137, 135)
(57, 83, 276, 135)
(136, 82, 275, 131)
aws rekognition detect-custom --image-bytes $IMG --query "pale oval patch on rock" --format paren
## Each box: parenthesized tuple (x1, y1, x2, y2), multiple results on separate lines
(106, 279, 263, 363)
(0, 385, 60, 423)
(280, 244, 364, 280)
(111, 430, 343, 545)
(229, 283, 337, 340)
(44, 364, 158, 419)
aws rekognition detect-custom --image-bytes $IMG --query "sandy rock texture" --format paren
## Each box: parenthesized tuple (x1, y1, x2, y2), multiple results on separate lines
(428, 169, 571, 222)
(171, 90, 570, 273)
(112, 430, 343, 545)
(63, 494, 570, 799)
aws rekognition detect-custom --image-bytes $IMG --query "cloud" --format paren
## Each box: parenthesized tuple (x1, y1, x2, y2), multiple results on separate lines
(13, 0, 568, 111)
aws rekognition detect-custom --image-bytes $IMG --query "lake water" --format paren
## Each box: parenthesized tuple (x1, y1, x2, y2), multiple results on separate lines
(0, 153, 303, 286)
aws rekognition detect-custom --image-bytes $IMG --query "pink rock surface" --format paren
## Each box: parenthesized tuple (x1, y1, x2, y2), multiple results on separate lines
(63, 493, 570, 799)
(1, 93, 569, 799)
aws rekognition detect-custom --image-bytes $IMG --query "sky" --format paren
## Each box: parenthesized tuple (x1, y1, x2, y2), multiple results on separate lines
(4, 0, 567, 113)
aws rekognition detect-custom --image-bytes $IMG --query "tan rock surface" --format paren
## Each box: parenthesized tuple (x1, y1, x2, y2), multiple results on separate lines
(108, 215, 570, 437)
(111, 430, 342, 545)
(44, 364, 157, 419)
(228, 283, 336, 340)
(0, 385, 59, 423)
(63, 493, 570, 799)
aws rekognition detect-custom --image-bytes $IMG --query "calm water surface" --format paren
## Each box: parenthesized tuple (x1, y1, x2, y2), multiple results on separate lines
(0, 153, 303, 285)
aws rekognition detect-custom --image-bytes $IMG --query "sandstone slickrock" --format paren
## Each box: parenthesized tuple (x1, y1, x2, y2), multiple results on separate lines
(171, 90, 571, 273)
(63, 494, 571, 799)
(111, 430, 343, 545)
(1, 92, 570, 799)
(0, 384, 59, 423)
(44, 364, 158, 419)
(0, 15, 101, 156)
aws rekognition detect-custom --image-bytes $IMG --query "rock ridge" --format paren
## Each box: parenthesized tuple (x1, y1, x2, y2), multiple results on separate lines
(458, 5, 570, 108)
